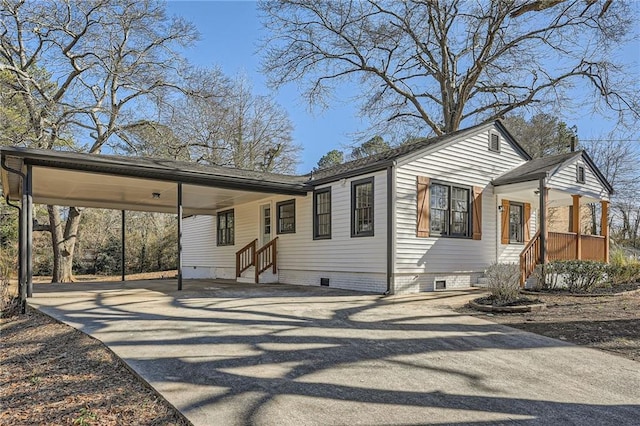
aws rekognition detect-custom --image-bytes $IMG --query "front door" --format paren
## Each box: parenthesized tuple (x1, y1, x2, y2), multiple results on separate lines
(260, 203, 272, 246)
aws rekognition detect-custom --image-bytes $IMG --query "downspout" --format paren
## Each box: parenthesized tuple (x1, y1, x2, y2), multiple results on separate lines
(386, 161, 397, 295)
(1, 156, 27, 313)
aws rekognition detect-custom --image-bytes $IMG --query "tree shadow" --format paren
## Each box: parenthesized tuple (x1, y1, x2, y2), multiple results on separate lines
(28, 281, 640, 425)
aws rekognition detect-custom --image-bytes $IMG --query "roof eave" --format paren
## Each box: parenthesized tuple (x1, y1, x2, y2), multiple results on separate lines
(492, 172, 548, 187)
(1, 147, 309, 196)
(307, 160, 393, 186)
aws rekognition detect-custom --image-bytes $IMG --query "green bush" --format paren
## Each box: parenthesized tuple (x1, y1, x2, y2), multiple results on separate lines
(607, 251, 640, 285)
(543, 260, 608, 293)
(485, 263, 521, 305)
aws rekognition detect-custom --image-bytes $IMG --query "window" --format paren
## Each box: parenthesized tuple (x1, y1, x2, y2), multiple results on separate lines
(313, 188, 331, 239)
(576, 164, 585, 183)
(216, 209, 234, 246)
(430, 182, 470, 237)
(509, 202, 524, 243)
(351, 178, 374, 237)
(489, 132, 500, 152)
(276, 199, 296, 234)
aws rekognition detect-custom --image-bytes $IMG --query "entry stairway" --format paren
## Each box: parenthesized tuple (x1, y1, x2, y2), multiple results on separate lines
(235, 237, 278, 284)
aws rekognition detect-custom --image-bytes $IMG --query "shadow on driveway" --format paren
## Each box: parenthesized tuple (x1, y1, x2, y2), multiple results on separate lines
(29, 279, 640, 425)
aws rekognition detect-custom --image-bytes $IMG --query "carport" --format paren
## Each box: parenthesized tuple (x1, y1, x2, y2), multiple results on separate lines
(0, 146, 308, 310)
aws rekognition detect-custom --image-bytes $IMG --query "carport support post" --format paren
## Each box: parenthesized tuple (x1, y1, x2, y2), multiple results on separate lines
(121, 210, 126, 282)
(177, 183, 183, 291)
(26, 164, 33, 298)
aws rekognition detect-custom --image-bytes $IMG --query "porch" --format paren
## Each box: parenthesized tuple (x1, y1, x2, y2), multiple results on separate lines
(492, 151, 613, 286)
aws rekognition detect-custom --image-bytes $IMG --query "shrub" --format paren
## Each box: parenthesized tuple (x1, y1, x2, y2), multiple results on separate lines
(485, 263, 521, 305)
(543, 260, 608, 293)
(607, 251, 640, 285)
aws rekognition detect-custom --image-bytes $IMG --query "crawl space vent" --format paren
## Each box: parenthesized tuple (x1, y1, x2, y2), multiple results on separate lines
(435, 280, 447, 290)
(320, 278, 330, 287)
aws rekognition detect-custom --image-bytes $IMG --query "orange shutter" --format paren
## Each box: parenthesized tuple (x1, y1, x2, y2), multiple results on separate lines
(501, 199, 510, 244)
(472, 186, 482, 240)
(417, 176, 430, 237)
(523, 202, 531, 242)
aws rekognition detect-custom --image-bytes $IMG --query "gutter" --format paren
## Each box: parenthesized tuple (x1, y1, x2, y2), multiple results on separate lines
(385, 161, 397, 295)
(308, 160, 394, 187)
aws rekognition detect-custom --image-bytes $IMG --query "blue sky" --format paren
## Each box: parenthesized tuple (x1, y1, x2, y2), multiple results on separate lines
(166, 1, 639, 174)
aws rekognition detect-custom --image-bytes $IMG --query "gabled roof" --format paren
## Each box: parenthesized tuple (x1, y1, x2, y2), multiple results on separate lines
(308, 120, 530, 185)
(492, 150, 614, 194)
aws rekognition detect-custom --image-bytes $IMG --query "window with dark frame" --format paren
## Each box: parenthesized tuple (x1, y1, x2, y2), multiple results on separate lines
(489, 132, 500, 152)
(313, 188, 331, 239)
(276, 199, 296, 234)
(216, 209, 234, 246)
(576, 164, 585, 183)
(509, 202, 524, 243)
(429, 182, 471, 237)
(351, 178, 374, 237)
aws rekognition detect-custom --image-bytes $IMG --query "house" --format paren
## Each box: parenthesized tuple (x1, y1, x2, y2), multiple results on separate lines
(180, 120, 613, 293)
(0, 120, 612, 296)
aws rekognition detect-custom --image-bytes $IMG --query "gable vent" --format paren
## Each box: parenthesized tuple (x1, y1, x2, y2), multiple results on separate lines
(576, 164, 585, 183)
(489, 133, 500, 152)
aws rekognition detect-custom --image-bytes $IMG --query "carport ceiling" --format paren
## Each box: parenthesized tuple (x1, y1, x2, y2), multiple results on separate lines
(1, 147, 309, 215)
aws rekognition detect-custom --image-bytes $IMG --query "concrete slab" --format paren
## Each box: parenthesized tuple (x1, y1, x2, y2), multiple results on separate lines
(29, 280, 640, 425)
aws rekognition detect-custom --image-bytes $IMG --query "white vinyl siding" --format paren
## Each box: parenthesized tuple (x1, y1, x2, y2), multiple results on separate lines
(547, 157, 610, 201)
(394, 125, 527, 285)
(181, 171, 387, 291)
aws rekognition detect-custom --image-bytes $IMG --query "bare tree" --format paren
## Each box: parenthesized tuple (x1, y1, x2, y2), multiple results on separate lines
(260, 0, 638, 136)
(581, 135, 640, 246)
(163, 71, 300, 173)
(1, 0, 197, 282)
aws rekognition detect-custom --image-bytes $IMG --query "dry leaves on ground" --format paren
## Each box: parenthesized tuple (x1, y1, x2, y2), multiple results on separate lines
(0, 308, 190, 426)
(459, 292, 640, 361)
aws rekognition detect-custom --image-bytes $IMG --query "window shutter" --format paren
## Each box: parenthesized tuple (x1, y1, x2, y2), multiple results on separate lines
(523, 202, 531, 242)
(417, 176, 430, 237)
(472, 186, 483, 240)
(501, 199, 510, 244)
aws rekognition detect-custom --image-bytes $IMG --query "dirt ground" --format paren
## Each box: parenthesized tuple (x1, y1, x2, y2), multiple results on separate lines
(0, 307, 190, 426)
(458, 291, 640, 362)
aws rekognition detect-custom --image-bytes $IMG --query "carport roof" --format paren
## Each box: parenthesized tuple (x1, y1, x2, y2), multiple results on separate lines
(1, 146, 310, 214)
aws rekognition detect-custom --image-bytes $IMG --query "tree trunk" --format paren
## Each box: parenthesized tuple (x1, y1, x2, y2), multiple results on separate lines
(48, 205, 82, 283)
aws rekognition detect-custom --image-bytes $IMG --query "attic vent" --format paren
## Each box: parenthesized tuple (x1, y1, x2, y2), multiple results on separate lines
(489, 133, 500, 152)
(576, 164, 585, 183)
(435, 280, 447, 290)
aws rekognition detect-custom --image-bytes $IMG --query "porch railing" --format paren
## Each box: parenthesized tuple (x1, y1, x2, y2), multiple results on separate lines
(255, 237, 278, 283)
(519, 231, 607, 286)
(548, 232, 577, 261)
(581, 234, 606, 261)
(519, 230, 541, 286)
(236, 239, 257, 277)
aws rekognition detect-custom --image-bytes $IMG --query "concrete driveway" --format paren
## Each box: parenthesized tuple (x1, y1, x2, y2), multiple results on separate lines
(29, 280, 639, 425)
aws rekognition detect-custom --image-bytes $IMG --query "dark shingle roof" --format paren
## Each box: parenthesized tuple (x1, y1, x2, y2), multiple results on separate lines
(0, 146, 308, 195)
(492, 151, 582, 186)
(2, 119, 535, 193)
(309, 120, 528, 184)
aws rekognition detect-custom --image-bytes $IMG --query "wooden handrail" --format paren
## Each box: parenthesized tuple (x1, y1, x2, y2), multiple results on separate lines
(236, 239, 257, 277)
(519, 230, 541, 287)
(255, 237, 278, 283)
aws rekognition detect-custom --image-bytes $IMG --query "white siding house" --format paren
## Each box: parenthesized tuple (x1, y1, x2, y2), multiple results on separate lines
(181, 120, 614, 294)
